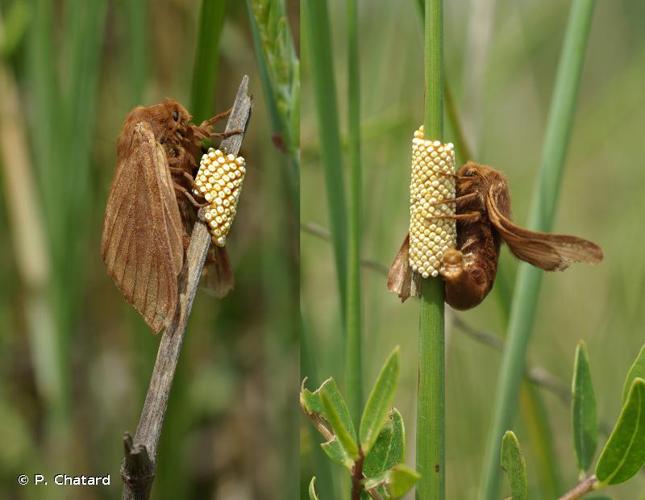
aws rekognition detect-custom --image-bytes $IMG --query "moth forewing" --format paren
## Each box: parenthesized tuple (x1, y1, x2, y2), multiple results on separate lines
(101, 121, 184, 333)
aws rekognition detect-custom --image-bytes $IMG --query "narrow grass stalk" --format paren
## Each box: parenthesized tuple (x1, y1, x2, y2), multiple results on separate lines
(121, 0, 159, 399)
(246, 0, 299, 211)
(479, 1, 596, 498)
(416, 0, 445, 498)
(190, 0, 227, 122)
(302, 0, 348, 319)
(345, 0, 363, 425)
(154, 4, 229, 497)
(520, 384, 562, 497)
(57, 0, 108, 431)
(301, 315, 337, 499)
(125, 0, 148, 105)
(18, 0, 67, 434)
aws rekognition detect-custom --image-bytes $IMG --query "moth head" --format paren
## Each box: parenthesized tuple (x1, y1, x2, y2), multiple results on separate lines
(457, 162, 504, 192)
(162, 99, 191, 129)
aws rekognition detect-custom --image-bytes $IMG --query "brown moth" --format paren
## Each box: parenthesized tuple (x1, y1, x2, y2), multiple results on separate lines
(387, 161, 603, 309)
(101, 99, 235, 333)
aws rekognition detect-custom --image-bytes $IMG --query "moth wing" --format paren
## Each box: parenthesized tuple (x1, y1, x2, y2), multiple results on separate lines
(101, 122, 184, 333)
(387, 233, 420, 302)
(203, 245, 235, 298)
(486, 185, 603, 271)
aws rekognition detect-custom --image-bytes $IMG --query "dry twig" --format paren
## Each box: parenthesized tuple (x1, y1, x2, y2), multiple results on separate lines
(120, 76, 252, 500)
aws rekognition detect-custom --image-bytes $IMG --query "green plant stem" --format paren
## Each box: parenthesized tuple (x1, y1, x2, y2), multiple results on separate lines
(345, 0, 363, 426)
(26, 0, 65, 433)
(190, 0, 227, 122)
(415, 3, 563, 490)
(302, 0, 348, 319)
(125, 0, 147, 105)
(479, 1, 596, 498)
(416, 0, 445, 499)
(246, 0, 299, 224)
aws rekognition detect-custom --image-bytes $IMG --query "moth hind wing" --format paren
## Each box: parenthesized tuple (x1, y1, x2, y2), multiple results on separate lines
(101, 121, 184, 333)
(203, 245, 235, 298)
(485, 186, 603, 271)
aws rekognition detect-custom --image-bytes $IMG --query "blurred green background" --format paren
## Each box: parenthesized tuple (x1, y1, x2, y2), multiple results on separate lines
(0, 0, 298, 499)
(300, 0, 645, 498)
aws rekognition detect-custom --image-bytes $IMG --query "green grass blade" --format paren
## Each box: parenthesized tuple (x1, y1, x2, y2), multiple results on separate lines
(246, 0, 299, 229)
(359, 347, 399, 454)
(518, 384, 562, 497)
(190, 0, 227, 122)
(58, 0, 108, 419)
(479, 2, 596, 497)
(416, 0, 446, 498)
(124, 0, 148, 105)
(500, 431, 528, 500)
(572, 341, 598, 473)
(301, 0, 348, 318)
(345, 0, 363, 426)
(595, 378, 645, 486)
(120, 0, 157, 398)
(26, 0, 60, 237)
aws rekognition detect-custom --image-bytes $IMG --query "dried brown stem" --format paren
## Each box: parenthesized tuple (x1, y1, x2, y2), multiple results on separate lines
(351, 450, 365, 500)
(558, 475, 597, 500)
(121, 76, 252, 500)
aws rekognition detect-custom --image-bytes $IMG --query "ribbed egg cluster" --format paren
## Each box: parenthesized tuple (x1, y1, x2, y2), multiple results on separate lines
(408, 125, 457, 278)
(192, 148, 246, 247)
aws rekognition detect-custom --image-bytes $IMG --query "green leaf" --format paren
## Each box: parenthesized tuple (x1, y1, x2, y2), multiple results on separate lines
(320, 437, 353, 469)
(300, 378, 358, 466)
(386, 465, 421, 498)
(359, 347, 400, 454)
(363, 408, 405, 478)
(596, 378, 645, 485)
(500, 431, 528, 500)
(622, 345, 645, 403)
(572, 341, 598, 472)
(320, 379, 359, 459)
(308, 477, 319, 500)
(300, 379, 324, 415)
(363, 464, 420, 499)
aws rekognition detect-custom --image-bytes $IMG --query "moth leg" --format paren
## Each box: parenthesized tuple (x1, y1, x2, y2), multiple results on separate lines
(174, 183, 208, 208)
(426, 211, 481, 223)
(427, 192, 478, 208)
(212, 128, 243, 140)
(201, 107, 233, 128)
(170, 167, 195, 185)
